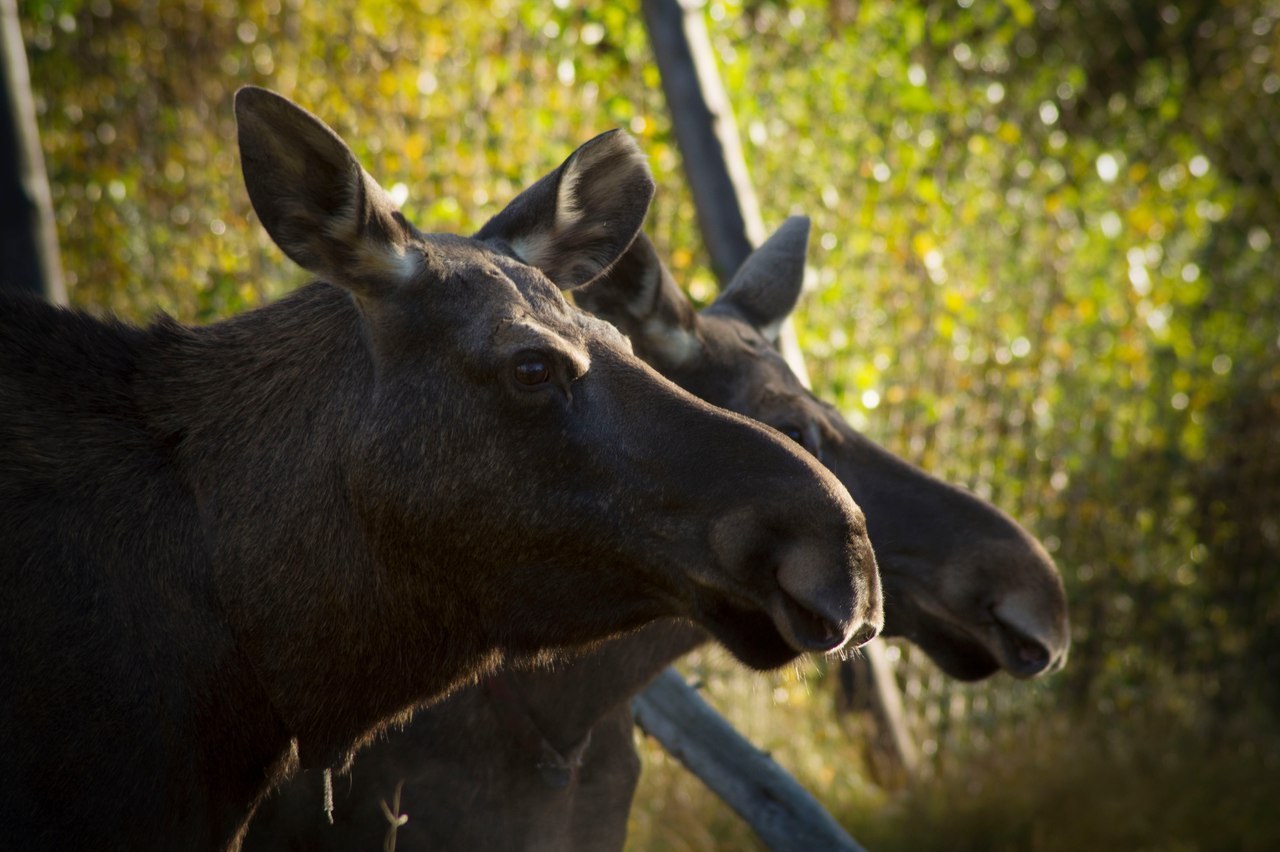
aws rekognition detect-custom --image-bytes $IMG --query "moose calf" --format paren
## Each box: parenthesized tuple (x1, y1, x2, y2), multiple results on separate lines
(0, 88, 881, 851)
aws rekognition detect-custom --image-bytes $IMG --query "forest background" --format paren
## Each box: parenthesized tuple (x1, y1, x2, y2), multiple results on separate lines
(18, 0, 1280, 848)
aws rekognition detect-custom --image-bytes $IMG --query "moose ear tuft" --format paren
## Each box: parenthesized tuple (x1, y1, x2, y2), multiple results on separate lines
(708, 216, 811, 344)
(475, 130, 655, 290)
(235, 86, 418, 300)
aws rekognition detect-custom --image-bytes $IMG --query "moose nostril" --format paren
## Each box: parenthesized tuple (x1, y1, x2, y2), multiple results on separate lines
(848, 623, 879, 649)
(791, 602, 844, 649)
(1014, 635, 1050, 668)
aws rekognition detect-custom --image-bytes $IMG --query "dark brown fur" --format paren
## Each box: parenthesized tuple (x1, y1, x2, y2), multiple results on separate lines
(0, 92, 882, 850)
(244, 219, 1069, 851)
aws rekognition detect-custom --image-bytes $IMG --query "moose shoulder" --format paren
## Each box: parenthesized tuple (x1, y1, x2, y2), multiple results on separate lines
(0, 89, 881, 851)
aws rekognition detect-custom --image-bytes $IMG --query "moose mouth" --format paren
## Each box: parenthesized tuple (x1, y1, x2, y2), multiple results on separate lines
(901, 615, 1002, 681)
(889, 589, 1061, 681)
(693, 585, 862, 671)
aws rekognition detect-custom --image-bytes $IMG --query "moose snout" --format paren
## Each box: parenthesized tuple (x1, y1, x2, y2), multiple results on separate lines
(772, 532, 883, 654)
(709, 500, 883, 658)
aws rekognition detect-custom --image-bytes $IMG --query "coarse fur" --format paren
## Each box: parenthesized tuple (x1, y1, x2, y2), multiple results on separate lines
(0, 90, 882, 851)
(245, 219, 1069, 851)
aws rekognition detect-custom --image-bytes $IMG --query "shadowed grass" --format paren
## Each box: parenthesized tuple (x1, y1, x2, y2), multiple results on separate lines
(848, 713, 1280, 852)
(626, 652, 1280, 851)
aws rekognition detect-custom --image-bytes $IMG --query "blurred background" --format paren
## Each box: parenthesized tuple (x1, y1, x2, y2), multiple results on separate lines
(16, 0, 1280, 848)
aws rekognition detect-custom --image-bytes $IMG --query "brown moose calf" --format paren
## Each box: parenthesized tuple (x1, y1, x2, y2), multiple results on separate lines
(0, 88, 881, 851)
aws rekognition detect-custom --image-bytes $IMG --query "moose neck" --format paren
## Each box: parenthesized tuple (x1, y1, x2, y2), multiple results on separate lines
(506, 620, 708, 751)
(138, 283, 495, 773)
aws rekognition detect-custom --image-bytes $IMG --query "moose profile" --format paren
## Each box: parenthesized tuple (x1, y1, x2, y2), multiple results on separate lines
(245, 219, 1070, 851)
(0, 89, 884, 850)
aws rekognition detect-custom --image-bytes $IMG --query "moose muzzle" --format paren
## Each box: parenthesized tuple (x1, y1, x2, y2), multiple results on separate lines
(707, 498, 883, 663)
(771, 526, 883, 654)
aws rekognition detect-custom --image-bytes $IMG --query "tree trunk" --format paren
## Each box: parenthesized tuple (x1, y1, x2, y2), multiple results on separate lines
(0, 0, 65, 303)
(641, 0, 811, 382)
(633, 668, 868, 852)
(638, 0, 919, 843)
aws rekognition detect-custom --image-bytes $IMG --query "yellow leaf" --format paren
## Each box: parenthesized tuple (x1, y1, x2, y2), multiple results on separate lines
(935, 313, 956, 341)
(911, 232, 934, 258)
(404, 133, 427, 162)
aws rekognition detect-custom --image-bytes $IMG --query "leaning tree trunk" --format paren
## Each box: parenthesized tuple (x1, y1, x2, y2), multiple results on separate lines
(0, 0, 65, 303)
(636, 0, 920, 842)
(633, 668, 867, 852)
(640, 0, 810, 383)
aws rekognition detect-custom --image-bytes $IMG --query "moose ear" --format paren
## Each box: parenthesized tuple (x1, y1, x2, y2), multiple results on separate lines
(707, 216, 810, 344)
(574, 232, 702, 370)
(475, 130, 656, 290)
(235, 86, 416, 300)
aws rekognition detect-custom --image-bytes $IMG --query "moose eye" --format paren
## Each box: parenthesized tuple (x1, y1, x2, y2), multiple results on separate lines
(513, 356, 552, 387)
(778, 422, 822, 462)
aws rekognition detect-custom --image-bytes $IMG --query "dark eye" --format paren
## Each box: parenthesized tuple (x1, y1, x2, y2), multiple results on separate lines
(778, 422, 822, 462)
(780, 425, 806, 446)
(513, 356, 551, 386)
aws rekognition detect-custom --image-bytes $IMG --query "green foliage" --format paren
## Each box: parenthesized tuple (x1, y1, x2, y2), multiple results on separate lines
(22, 0, 1280, 846)
(23, 0, 700, 321)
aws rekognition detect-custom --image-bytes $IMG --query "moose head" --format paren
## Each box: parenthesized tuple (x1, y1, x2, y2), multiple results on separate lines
(577, 218, 1069, 680)
(228, 90, 885, 765)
